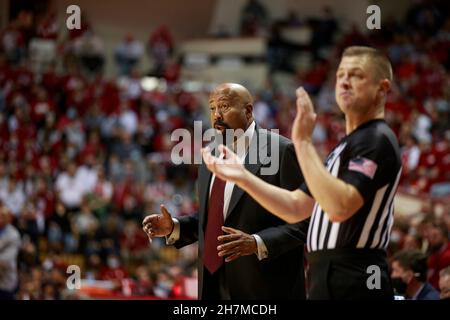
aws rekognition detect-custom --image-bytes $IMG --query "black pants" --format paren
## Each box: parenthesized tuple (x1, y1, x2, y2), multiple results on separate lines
(201, 266, 231, 300)
(306, 248, 394, 300)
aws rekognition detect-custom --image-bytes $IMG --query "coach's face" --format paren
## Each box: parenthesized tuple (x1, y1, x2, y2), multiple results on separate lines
(335, 56, 382, 115)
(209, 84, 253, 135)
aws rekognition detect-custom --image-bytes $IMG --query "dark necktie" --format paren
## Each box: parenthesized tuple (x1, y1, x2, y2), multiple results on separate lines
(203, 176, 226, 274)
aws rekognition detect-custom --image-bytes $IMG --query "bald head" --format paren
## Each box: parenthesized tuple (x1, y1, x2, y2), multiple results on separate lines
(210, 83, 253, 107)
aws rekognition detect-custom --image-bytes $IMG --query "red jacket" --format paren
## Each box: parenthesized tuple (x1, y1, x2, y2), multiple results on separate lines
(428, 242, 450, 289)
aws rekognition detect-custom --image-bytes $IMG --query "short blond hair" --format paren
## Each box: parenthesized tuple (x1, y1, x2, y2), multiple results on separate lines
(342, 46, 393, 82)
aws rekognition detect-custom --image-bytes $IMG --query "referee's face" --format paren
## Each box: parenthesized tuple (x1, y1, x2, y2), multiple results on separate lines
(335, 56, 380, 115)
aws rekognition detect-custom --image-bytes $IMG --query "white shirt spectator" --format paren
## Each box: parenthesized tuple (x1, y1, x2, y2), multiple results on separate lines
(115, 39, 144, 60)
(0, 184, 25, 217)
(55, 171, 87, 209)
(126, 78, 142, 100)
(77, 165, 98, 193)
(402, 144, 421, 171)
(413, 113, 432, 144)
(0, 224, 21, 291)
(119, 108, 138, 136)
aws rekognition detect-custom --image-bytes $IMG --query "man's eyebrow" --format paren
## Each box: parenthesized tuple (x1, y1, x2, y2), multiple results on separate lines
(336, 67, 364, 73)
(209, 97, 232, 104)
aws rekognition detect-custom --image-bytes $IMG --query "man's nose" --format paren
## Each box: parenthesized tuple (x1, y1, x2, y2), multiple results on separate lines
(213, 108, 223, 119)
(339, 77, 350, 90)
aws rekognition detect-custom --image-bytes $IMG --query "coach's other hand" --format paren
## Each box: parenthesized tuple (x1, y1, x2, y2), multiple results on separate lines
(142, 204, 174, 241)
(217, 226, 257, 262)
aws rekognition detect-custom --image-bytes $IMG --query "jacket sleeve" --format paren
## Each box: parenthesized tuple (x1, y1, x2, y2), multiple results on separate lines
(173, 213, 200, 249)
(256, 142, 310, 260)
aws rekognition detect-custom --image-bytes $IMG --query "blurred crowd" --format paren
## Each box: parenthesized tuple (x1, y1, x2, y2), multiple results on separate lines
(0, 0, 449, 300)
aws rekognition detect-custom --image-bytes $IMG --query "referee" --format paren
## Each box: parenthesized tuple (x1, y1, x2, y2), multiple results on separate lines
(202, 46, 402, 299)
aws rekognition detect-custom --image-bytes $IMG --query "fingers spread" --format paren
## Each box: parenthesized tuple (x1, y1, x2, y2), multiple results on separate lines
(218, 245, 241, 258)
(217, 239, 241, 253)
(221, 226, 239, 234)
(142, 215, 157, 225)
(225, 252, 241, 263)
(143, 226, 153, 238)
(218, 233, 241, 243)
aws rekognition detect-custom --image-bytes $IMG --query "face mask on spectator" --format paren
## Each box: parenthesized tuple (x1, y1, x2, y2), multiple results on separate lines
(391, 277, 407, 295)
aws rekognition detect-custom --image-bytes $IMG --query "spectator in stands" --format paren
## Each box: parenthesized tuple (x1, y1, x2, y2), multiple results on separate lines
(16, 202, 40, 248)
(55, 161, 87, 211)
(99, 253, 128, 291)
(267, 21, 307, 73)
(0, 205, 21, 299)
(30, 86, 55, 127)
(35, 12, 58, 40)
(0, 176, 25, 217)
(114, 35, 144, 76)
(147, 25, 174, 77)
(401, 135, 421, 179)
(403, 233, 424, 251)
(133, 265, 154, 296)
(72, 200, 99, 254)
(1, 21, 26, 65)
(309, 6, 339, 60)
(391, 249, 440, 300)
(240, 0, 269, 37)
(439, 266, 450, 299)
(120, 220, 148, 263)
(427, 222, 450, 289)
(118, 100, 139, 137)
(73, 29, 105, 77)
(153, 270, 173, 298)
(87, 166, 113, 221)
(111, 127, 142, 161)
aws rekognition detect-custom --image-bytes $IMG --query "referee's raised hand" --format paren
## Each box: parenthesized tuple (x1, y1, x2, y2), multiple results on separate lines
(292, 87, 317, 143)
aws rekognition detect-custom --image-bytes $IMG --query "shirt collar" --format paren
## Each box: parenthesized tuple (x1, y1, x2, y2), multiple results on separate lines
(229, 121, 256, 159)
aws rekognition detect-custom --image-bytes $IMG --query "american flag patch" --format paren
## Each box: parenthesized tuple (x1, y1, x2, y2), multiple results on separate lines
(348, 157, 378, 179)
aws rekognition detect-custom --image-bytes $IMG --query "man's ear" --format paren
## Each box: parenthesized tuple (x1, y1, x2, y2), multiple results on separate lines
(246, 103, 253, 119)
(379, 79, 391, 99)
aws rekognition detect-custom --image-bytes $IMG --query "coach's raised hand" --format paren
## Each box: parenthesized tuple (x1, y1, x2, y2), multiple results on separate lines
(142, 204, 174, 241)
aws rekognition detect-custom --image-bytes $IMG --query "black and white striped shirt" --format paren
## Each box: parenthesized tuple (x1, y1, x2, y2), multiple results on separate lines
(300, 119, 402, 252)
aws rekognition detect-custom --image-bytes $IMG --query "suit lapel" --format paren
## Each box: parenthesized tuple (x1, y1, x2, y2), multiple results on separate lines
(225, 126, 270, 220)
(198, 162, 211, 230)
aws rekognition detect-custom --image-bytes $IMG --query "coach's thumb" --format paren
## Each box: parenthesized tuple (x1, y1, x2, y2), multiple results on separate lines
(160, 204, 171, 219)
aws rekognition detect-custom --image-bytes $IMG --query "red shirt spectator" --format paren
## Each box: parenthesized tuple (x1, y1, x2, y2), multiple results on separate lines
(427, 223, 450, 289)
(30, 88, 56, 123)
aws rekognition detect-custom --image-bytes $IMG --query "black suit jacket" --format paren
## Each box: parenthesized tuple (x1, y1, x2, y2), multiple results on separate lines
(174, 125, 309, 299)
